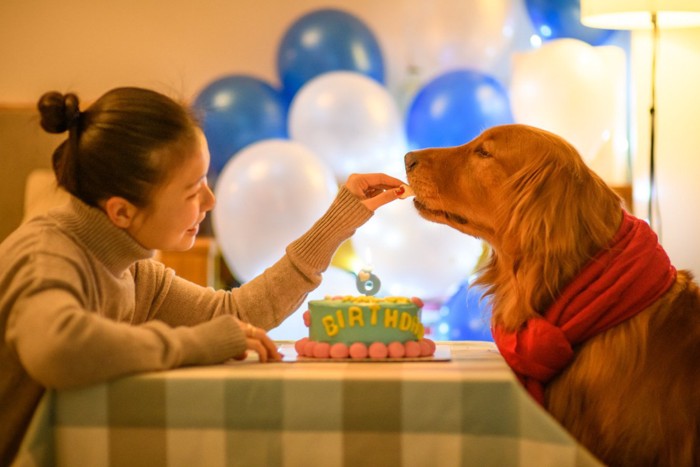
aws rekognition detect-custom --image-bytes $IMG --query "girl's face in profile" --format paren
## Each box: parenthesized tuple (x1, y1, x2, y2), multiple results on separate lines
(126, 131, 216, 251)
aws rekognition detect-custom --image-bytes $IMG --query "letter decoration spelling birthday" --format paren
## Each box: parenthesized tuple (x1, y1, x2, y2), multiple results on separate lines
(356, 267, 381, 296)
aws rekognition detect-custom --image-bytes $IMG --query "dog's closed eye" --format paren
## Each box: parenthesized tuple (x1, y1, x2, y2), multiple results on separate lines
(475, 145, 491, 158)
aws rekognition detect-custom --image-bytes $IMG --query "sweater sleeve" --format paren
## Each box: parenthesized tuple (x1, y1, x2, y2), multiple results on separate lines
(147, 186, 373, 330)
(4, 255, 247, 390)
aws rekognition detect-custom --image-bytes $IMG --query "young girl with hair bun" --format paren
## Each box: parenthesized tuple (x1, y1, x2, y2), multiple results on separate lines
(0, 87, 405, 464)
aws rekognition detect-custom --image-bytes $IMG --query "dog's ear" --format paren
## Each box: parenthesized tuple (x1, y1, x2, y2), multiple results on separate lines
(500, 134, 623, 308)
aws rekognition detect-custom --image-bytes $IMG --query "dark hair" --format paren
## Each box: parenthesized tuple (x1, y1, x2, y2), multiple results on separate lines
(37, 87, 200, 207)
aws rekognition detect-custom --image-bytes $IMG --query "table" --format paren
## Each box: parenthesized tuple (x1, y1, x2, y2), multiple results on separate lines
(15, 342, 602, 467)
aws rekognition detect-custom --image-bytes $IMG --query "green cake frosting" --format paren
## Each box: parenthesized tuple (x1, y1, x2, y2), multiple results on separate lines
(308, 296, 424, 345)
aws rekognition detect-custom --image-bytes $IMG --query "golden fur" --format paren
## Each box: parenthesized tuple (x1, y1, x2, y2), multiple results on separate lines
(405, 124, 700, 466)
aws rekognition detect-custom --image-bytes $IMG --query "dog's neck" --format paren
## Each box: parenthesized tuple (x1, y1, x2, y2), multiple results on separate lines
(477, 216, 622, 331)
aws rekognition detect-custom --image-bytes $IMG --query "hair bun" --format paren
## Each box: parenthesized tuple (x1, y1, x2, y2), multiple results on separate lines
(37, 91, 81, 134)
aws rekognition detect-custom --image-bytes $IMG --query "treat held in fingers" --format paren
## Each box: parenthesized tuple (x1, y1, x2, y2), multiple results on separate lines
(396, 184, 415, 199)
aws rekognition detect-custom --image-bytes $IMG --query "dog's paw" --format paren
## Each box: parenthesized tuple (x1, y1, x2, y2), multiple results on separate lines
(397, 184, 415, 199)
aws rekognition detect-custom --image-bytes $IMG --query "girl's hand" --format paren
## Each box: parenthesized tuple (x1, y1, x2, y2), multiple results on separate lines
(235, 321, 282, 362)
(344, 173, 407, 211)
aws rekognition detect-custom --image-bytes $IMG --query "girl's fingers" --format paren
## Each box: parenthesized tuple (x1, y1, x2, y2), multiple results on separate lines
(361, 187, 403, 211)
(239, 322, 282, 362)
(248, 339, 269, 363)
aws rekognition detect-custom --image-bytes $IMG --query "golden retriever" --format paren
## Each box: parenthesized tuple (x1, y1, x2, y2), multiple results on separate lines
(405, 124, 700, 467)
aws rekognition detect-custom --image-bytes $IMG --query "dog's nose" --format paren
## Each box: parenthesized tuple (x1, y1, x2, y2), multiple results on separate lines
(405, 151, 419, 173)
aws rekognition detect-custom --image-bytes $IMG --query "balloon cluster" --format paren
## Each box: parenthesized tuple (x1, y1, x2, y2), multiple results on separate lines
(202, 8, 486, 296)
(433, 280, 494, 342)
(196, 2, 626, 340)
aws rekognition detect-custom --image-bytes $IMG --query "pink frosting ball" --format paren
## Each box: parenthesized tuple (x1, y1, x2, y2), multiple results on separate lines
(424, 338, 436, 353)
(404, 340, 421, 358)
(302, 310, 311, 327)
(410, 296, 424, 308)
(387, 341, 406, 358)
(349, 342, 368, 359)
(313, 342, 331, 358)
(330, 343, 349, 359)
(419, 339, 434, 357)
(303, 340, 316, 357)
(294, 337, 309, 355)
(368, 342, 388, 359)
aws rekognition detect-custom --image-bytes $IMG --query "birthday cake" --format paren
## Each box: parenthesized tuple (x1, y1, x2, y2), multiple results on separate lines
(294, 295, 436, 359)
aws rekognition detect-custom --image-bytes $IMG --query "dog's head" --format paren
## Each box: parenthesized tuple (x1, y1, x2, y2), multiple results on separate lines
(405, 124, 516, 245)
(405, 124, 623, 327)
(405, 124, 620, 253)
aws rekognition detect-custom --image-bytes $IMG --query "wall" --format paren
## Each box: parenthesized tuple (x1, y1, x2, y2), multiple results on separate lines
(1, 0, 498, 105)
(1, 1, 700, 273)
(630, 28, 700, 273)
(0, 109, 61, 240)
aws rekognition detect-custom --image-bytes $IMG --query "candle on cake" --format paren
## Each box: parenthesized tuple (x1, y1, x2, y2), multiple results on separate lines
(355, 249, 380, 296)
(355, 267, 381, 296)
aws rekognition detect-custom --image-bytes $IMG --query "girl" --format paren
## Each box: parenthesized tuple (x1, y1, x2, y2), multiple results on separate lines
(0, 87, 405, 464)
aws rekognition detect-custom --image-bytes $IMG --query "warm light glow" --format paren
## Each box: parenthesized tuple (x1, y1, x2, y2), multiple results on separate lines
(362, 247, 373, 272)
(529, 34, 543, 48)
(581, 0, 700, 29)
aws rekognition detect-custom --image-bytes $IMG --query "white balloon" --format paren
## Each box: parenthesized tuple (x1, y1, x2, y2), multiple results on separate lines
(510, 39, 627, 162)
(400, 0, 516, 74)
(352, 200, 484, 301)
(267, 266, 356, 341)
(586, 46, 630, 185)
(289, 71, 407, 181)
(213, 139, 337, 282)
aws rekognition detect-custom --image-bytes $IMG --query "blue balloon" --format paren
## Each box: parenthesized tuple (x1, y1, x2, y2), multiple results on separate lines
(193, 75, 288, 176)
(438, 281, 493, 341)
(525, 0, 617, 45)
(406, 69, 513, 150)
(277, 9, 385, 101)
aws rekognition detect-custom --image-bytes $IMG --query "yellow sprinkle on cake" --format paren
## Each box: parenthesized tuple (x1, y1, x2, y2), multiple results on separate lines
(322, 295, 412, 304)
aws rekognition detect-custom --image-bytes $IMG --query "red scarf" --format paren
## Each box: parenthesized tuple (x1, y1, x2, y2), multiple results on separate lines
(492, 211, 677, 405)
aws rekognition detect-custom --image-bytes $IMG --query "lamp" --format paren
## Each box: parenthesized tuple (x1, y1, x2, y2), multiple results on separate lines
(580, 0, 700, 232)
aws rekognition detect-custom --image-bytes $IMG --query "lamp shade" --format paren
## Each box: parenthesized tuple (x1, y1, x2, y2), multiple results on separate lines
(581, 0, 700, 29)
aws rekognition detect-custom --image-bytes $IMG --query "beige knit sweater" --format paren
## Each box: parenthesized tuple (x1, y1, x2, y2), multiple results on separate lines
(0, 186, 372, 465)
